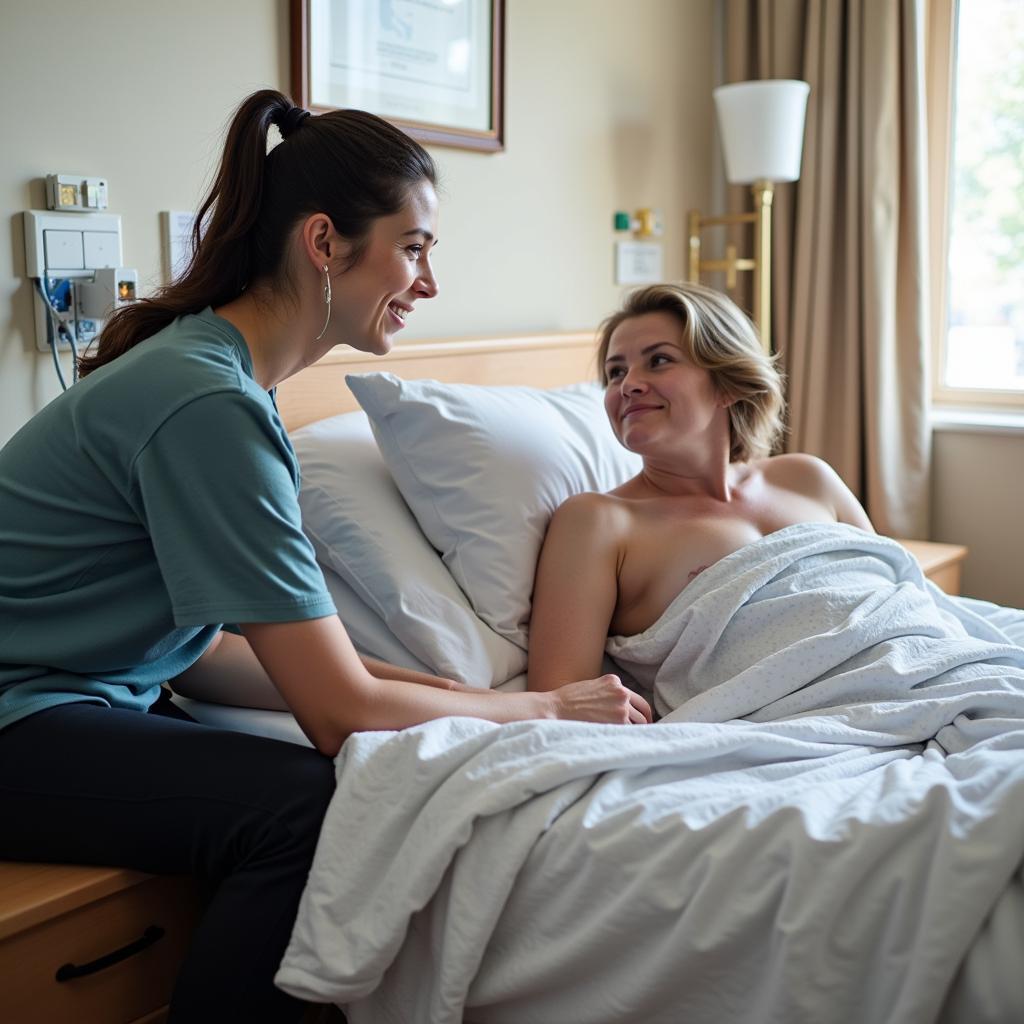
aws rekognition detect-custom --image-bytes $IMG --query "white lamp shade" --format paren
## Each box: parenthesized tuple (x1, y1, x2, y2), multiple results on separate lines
(713, 79, 810, 184)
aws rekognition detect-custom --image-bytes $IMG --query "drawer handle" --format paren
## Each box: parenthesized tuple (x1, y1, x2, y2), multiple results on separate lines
(55, 924, 166, 982)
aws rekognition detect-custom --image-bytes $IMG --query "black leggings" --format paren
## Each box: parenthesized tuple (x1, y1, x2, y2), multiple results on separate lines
(0, 698, 336, 1022)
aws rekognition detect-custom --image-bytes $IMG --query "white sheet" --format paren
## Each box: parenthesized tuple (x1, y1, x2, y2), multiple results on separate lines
(276, 524, 1024, 1024)
(940, 858, 1024, 1023)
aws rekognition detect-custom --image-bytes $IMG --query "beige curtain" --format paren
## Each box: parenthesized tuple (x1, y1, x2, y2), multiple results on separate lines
(724, 0, 942, 538)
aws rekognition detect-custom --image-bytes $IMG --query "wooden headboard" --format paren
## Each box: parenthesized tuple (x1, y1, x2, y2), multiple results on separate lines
(276, 331, 599, 432)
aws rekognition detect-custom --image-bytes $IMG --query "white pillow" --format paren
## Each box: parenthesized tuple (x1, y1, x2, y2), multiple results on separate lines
(346, 374, 642, 648)
(292, 411, 525, 686)
(320, 564, 432, 674)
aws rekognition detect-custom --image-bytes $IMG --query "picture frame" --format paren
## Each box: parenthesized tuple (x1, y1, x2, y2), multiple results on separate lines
(290, 0, 505, 153)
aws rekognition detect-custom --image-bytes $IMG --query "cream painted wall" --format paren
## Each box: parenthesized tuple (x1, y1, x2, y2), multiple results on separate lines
(0, 0, 714, 446)
(1, 3, 1019, 607)
(931, 429, 1024, 608)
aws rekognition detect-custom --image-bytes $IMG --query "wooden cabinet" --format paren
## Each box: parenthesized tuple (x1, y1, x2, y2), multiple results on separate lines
(0, 862, 201, 1024)
(896, 538, 969, 595)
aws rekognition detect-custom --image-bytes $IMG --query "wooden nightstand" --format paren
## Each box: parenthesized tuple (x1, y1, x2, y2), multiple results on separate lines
(0, 862, 202, 1024)
(896, 538, 969, 596)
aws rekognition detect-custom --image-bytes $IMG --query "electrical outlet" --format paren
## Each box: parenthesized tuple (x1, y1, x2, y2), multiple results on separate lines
(35, 277, 80, 352)
(24, 210, 123, 352)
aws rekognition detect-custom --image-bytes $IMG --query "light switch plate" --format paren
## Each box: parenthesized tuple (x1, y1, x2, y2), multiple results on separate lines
(83, 231, 120, 269)
(24, 210, 122, 278)
(43, 230, 85, 271)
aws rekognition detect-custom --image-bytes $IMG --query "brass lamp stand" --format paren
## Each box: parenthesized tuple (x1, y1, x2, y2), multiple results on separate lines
(692, 78, 810, 357)
(687, 179, 774, 355)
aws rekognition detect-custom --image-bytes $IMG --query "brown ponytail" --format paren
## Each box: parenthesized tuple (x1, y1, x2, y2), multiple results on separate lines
(79, 89, 436, 377)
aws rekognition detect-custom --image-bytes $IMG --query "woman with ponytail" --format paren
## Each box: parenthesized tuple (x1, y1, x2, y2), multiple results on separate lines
(0, 90, 649, 1022)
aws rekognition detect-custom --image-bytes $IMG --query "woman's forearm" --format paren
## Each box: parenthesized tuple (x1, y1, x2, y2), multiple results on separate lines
(169, 630, 488, 714)
(360, 654, 467, 691)
(355, 677, 553, 731)
(187, 617, 649, 756)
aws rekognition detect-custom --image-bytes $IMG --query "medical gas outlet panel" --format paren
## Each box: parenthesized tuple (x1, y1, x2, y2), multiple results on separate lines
(24, 209, 138, 353)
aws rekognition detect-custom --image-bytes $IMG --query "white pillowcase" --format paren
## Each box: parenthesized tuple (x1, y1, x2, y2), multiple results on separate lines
(291, 411, 525, 686)
(346, 374, 642, 648)
(320, 564, 432, 674)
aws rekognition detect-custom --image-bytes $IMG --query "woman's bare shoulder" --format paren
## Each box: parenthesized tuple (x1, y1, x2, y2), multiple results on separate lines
(757, 453, 873, 530)
(549, 488, 638, 539)
(760, 451, 830, 470)
(759, 452, 839, 489)
(555, 488, 633, 520)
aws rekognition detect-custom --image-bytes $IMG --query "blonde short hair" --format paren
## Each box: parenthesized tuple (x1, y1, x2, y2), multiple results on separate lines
(596, 282, 785, 462)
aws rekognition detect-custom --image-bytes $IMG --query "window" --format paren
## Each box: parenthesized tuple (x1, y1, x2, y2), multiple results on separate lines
(940, 0, 1024, 406)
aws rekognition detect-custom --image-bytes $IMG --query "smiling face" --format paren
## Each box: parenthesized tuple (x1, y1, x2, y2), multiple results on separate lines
(327, 178, 439, 355)
(603, 311, 729, 456)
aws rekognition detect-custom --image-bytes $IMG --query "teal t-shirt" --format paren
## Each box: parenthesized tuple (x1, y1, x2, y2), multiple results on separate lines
(0, 307, 336, 730)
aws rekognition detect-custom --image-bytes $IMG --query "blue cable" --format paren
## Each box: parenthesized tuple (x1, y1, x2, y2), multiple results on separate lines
(35, 277, 73, 391)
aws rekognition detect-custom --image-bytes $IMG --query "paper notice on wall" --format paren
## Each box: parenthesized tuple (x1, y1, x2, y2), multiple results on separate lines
(161, 210, 197, 284)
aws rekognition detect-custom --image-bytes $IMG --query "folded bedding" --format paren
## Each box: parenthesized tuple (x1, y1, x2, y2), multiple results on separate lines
(276, 523, 1024, 1024)
(608, 524, 1024, 745)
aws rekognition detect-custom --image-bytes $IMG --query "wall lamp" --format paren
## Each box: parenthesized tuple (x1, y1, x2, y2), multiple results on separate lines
(688, 79, 810, 354)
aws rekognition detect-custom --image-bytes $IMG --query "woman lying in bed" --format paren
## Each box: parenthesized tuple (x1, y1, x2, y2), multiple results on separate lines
(527, 281, 874, 697)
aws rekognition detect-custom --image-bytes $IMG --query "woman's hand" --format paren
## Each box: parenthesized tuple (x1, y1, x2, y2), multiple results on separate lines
(549, 674, 652, 724)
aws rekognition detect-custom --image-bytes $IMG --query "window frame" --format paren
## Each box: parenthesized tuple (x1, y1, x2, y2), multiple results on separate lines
(929, 0, 1024, 412)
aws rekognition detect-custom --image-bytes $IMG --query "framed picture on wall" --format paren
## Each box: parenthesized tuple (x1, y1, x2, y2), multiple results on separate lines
(290, 0, 505, 152)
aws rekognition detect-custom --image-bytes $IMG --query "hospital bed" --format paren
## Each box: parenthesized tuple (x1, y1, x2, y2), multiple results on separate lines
(173, 330, 1024, 1024)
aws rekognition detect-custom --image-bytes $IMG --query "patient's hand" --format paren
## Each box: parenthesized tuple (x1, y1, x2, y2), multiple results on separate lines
(553, 674, 652, 725)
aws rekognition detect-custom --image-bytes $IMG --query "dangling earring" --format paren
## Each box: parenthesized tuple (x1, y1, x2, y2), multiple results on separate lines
(314, 264, 332, 341)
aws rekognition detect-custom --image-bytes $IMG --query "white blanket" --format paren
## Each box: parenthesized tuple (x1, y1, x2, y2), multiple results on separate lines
(277, 524, 1024, 1023)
